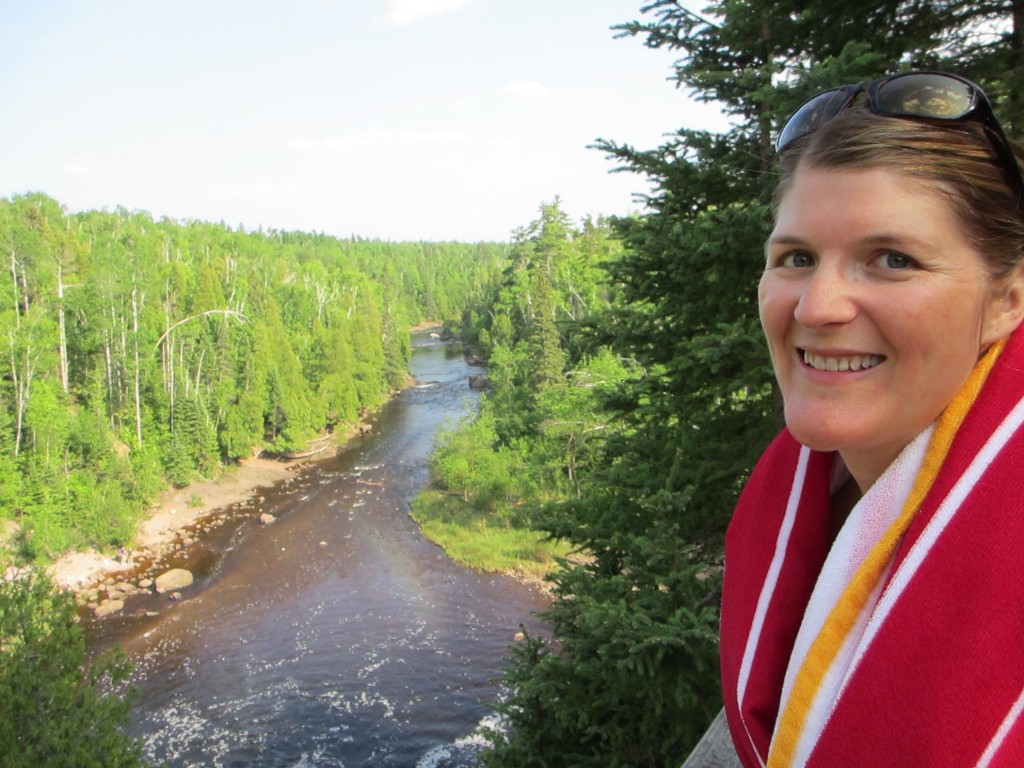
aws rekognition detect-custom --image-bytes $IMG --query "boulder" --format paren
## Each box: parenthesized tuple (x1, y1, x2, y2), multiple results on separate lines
(468, 374, 491, 391)
(94, 599, 124, 617)
(260, 513, 276, 524)
(154, 568, 194, 594)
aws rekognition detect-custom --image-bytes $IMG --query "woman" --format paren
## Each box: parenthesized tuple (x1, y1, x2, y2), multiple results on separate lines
(720, 72, 1024, 768)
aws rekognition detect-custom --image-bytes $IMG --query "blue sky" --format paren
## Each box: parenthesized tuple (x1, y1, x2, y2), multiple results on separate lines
(0, 1, 729, 242)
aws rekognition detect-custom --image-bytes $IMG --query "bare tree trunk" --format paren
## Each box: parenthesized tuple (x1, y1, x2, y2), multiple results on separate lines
(8, 333, 24, 457)
(132, 285, 143, 447)
(57, 260, 68, 393)
(108, 301, 122, 428)
(9, 251, 19, 327)
(194, 347, 206, 398)
(163, 277, 176, 422)
(17, 265, 29, 315)
(104, 334, 115, 428)
(179, 338, 189, 399)
(7, 253, 34, 457)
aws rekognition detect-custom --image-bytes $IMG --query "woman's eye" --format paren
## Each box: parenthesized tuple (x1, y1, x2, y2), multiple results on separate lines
(876, 251, 914, 270)
(781, 252, 815, 268)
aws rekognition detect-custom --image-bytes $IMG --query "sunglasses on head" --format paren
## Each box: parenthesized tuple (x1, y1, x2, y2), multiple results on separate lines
(775, 71, 1023, 200)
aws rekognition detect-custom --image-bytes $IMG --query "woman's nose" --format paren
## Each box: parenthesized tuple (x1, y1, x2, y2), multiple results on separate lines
(793, 266, 858, 327)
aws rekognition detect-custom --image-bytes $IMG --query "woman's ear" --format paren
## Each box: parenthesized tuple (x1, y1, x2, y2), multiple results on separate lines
(983, 263, 1024, 346)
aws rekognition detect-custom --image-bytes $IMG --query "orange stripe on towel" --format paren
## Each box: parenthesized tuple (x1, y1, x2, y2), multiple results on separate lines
(768, 339, 1005, 768)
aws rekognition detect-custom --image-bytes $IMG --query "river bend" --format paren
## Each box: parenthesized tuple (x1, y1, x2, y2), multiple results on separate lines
(87, 333, 548, 768)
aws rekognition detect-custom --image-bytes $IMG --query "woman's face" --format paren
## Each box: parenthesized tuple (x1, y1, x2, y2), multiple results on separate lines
(760, 165, 1022, 490)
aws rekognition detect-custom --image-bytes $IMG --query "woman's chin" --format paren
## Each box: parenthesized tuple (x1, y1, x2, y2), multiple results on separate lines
(785, 420, 857, 455)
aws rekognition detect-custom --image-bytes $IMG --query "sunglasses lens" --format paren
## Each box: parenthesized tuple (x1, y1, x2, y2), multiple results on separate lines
(773, 71, 1021, 203)
(776, 89, 853, 151)
(875, 74, 975, 119)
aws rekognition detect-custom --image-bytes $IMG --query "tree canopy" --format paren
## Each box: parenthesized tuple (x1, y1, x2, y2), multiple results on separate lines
(473, 2, 1024, 766)
(0, 195, 506, 562)
(0, 571, 152, 767)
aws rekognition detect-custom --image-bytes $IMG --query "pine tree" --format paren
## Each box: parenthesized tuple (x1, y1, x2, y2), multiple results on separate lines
(484, 2, 1022, 766)
(0, 572, 152, 767)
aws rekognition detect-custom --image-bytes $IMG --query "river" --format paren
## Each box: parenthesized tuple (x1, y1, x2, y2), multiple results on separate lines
(84, 332, 550, 768)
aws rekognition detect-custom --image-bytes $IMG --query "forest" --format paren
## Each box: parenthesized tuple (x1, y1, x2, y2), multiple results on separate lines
(407, 1, 1024, 767)
(0, 194, 506, 561)
(3, 0, 1023, 766)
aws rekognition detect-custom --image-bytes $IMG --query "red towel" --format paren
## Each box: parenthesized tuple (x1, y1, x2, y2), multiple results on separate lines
(721, 329, 1024, 767)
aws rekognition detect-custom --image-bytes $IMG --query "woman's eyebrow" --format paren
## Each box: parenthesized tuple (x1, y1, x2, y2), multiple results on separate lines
(765, 232, 933, 249)
(764, 234, 808, 253)
(857, 233, 929, 248)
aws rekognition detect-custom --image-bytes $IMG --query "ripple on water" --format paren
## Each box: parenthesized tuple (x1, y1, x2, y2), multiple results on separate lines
(417, 713, 508, 768)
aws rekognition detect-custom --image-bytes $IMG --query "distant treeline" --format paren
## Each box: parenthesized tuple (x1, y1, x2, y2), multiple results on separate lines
(0, 192, 507, 560)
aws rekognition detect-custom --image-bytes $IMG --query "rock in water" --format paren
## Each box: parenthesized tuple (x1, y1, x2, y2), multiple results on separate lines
(155, 568, 194, 593)
(94, 599, 125, 617)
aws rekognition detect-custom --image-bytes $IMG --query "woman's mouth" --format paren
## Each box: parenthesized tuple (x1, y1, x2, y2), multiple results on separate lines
(800, 349, 885, 372)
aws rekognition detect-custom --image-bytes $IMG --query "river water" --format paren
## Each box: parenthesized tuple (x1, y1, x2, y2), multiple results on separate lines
(85, 333, 549, 768)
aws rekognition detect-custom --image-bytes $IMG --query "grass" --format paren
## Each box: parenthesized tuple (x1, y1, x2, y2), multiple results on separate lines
(410, 490, 569, 579)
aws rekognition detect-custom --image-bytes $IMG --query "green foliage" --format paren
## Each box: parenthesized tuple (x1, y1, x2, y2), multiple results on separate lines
(0, 404, 22, 518)
(0, 571, 153, 767)
(220, 391, 265, 460)
(0, 193, 508, 563)
(431, 411, 518, 510)
(427, 202, 627, 510)
(474, 3, 1024, 767)
(413, 201, 628, 575)
(410, 490, 568, 576)
(484, 567, 721, 768)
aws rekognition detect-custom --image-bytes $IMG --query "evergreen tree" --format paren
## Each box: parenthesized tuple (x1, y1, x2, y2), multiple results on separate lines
(526, 272, 566, 391)
(484, 2, 1023, 766)
(0, 572, 152, 767)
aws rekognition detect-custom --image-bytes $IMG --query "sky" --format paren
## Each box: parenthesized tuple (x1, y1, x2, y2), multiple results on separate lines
(0, 1, 730, 243)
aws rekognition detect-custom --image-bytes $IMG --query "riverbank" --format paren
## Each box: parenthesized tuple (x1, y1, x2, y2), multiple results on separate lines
(47, 453, 310, 593)
(45, 324, 559, 609)
(45, 325, 452, 596)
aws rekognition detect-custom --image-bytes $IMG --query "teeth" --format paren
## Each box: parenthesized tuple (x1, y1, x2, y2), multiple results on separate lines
(803, 350, 883, 372)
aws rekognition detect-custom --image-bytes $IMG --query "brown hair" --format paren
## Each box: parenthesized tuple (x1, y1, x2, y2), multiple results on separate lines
(774, 105, 1024, 280)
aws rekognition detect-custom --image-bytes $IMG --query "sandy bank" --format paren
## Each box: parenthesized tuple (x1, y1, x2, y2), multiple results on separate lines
(46, 323, 449, 597)
(47, 454, 308, 593)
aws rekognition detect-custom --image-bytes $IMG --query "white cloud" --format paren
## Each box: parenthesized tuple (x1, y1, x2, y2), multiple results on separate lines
(288, 129, 469, 151)
(62, 163, 100, 177)
(503, 81, 551, 99)
(224, 182, 301, 196)
(394, 129, 469, 144)
(287, 135, 370, 151)
(374, 0, 474, 27)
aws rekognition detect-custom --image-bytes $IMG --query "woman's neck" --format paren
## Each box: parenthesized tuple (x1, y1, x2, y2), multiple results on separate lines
(829, 473, 861, 543)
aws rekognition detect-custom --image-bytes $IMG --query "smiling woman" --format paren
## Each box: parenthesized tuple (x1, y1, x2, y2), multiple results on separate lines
(760, 166, 1021, 492)
(720, 72, 1024, 768)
